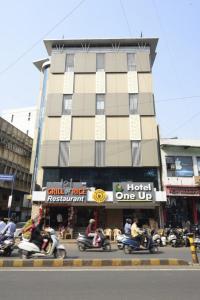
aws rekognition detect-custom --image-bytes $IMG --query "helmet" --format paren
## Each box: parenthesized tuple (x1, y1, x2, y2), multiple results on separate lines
(89, 219, 95, 224)
(126, 218, 132, 224)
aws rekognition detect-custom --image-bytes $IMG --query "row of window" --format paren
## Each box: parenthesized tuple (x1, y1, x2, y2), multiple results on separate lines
(59, 141, 141, 167)
(166, 156, 200, 177)
(63, 94, 138, 115)
(65, 53, 136, 72)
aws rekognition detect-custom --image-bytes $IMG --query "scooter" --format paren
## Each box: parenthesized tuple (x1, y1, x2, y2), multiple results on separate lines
(18, 228, 66, 259)
(0, 237, 15, 256)
(116, 234, 130, 250)
(122, 230, 158, 254)
(77, 231, 111, 252)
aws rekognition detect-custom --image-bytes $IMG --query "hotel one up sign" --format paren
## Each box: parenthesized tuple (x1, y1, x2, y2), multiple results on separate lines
(113, 182, 155, 202)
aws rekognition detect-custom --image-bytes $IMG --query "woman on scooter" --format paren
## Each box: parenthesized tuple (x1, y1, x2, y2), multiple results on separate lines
(30, 218, 45, 249)
(86, 219, 96, 237)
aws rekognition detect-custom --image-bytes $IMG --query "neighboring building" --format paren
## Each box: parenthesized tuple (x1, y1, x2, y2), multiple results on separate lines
(2, 106, 37, 138)
(160, 139, 200, 227)
(0, 117, 32, 221)
(31, 38, 163, 231)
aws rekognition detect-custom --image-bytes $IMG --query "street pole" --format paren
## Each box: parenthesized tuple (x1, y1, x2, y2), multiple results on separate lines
(8, 177, 14, 219)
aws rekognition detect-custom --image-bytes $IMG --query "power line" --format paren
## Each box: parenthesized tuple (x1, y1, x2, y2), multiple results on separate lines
(119, 0, 133, 36)
(156, 95, 200, 103)
(0, 0, 87, 76)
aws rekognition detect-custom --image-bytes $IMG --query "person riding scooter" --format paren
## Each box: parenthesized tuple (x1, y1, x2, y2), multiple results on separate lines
(30, 218, 45, 249)
(0, 218, 16, 243)
(86, 219, 96, 237)
(124, 218, 132, 235)
(131, 218, 145, 249)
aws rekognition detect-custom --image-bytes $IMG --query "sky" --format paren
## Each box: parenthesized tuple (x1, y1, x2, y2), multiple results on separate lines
(0, 0, 200, 139)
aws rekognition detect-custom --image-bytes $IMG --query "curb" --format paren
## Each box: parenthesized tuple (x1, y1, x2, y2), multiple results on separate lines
(0, 259, 189, 268)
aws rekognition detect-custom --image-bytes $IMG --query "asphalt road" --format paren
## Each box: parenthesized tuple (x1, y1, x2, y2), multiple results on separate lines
(1, 269, 200, 300)
(8, 244, 197, 262)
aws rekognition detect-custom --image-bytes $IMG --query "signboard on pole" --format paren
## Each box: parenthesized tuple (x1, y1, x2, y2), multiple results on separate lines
(0, 174, 15, 182)
(8, 196, 12, 208)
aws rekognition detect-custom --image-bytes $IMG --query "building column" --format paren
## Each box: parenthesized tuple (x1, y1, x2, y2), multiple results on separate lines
(192, 198, 198, 224)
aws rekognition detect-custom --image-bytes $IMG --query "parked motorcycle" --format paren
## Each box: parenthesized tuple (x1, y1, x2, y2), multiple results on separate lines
(77, 231, 111, 251)
(18, 228, 66, 259)
(0, 237, 15, 256)
(121, 229, 158, 254)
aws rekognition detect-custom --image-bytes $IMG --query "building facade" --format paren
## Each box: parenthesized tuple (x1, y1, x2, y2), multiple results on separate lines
(31, 38, 162, 231)
(2, 106, 37, 138)
(160, 139, 200, 227)
(0, 117, 32, 221)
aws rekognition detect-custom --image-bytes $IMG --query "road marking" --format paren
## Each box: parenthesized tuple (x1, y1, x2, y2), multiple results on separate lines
(0, 268, 200, 272)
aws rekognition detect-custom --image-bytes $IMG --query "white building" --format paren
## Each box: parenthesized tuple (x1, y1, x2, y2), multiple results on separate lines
(2, 106, 37, 138)
(160, 138, 200, 226)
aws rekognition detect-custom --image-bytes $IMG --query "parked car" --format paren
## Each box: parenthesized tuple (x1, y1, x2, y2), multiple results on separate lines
(14, 222, 26, 238)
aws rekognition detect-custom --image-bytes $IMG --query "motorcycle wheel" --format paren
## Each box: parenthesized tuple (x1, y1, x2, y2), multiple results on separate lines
(149, 245, 159, 254)
(103, 244, 111, 252)
(54, 249, 66, 259)
(117, 244, 124, 250)
(4, 248, 12, 257)
(78, 243, 86, 252)
(19, 250, 29, 259)
(124, 245, 131, 254)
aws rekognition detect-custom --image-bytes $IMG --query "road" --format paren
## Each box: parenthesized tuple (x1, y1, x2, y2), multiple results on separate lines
(1, 268, 200, 300)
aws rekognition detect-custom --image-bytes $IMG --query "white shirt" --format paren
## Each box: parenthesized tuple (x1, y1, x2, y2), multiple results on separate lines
(0, 221, 6, 233)
(57, 214, 63, 223)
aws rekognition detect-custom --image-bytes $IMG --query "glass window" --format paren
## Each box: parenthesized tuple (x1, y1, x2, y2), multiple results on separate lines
(127, 53, 136, 71)
(132, 141, 141, 166)
(129, 94, 138, 114)
(197, 157, 200, 175)
(95, 141, 105, 167)
(65, 54, 74, 72)
(166, 156, 194, 177)
(59, 142, 70, 167)
(63, 95, 72, 115)
(96, 94, 105, 115)
(96, 53, 105, 71)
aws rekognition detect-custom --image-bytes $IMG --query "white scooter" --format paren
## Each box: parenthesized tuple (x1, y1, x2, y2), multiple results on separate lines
(18, 228, 66, 259)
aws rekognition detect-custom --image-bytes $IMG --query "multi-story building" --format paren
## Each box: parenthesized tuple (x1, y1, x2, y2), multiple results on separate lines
(160, 138, 200, 227)
(0, 117, 32, 221)
(2, 106, 37, 138)
(31, 38, 162, 231)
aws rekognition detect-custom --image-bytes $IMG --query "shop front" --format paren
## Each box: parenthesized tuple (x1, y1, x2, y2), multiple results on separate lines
(164, 185, 200, 227)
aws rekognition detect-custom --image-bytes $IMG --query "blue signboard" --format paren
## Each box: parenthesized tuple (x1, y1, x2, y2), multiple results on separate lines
(0, 174, 15, 182)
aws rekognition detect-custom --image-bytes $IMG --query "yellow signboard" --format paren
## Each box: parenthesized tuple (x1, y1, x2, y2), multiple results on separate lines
(92, 189, 107, 203)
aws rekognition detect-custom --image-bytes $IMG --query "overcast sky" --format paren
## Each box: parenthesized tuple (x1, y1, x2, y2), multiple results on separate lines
(0, 0, 199, 139)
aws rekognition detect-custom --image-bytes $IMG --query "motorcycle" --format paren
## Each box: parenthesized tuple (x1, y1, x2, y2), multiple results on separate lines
(0, 237, 15, 256)
(121, 229, 158, 254)
(116, 234, 130, 250)
(18, 228, 66, 259)
(77, 230, 111, 251)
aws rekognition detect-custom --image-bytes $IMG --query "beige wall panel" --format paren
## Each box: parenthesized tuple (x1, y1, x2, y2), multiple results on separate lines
(138, 73, 153, 93)
(106, 74, 128, 93)
(72, 117, 95, 140)
(72, 94, 96, 116)
(107, 117, 129, 140)
(69, 141, 95, 166)
(138, 93, 155, 115)
(141, 140, 159, 167)
(46, 94, 63, 117)
(105, 93, 129, 116)
(37, 168, 44, 187)
(63, 72, 74, 94)
(96, 71, 105, 93)
(43, 117, 61, 141)
(47, 74, 64, 94)
(59, 115, 71, 140)
(127, 71, 138, 93)
(136, 51, 151, 72)
(74, 74, 96, 93)
(40, 141, 59, 167)
(129, 115, 141, 140)
(50, 53, 66, 74)
(141, 117, 158, 140)
(105, 53, 127, 72)
(74, 53, 96, 73)
(105, 141, 132, 166)
(95, 115, 105, 140)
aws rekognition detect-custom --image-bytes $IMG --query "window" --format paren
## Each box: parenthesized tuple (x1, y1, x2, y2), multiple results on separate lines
(129, 94, 138, 114)
(63, 95, 72, 115)
(166, 156, 194, 177)
(65, 54, 74, 72)
(11, 115, 14, 123)
(59, 142, 70, 167)
(197, 157, 200, 175)
(96, 53, 105, 71)
(95, 141, 105, 167)
(127, 53, 136, 71)
(132, 141, 141, 166)
(96, 94, 105, 115)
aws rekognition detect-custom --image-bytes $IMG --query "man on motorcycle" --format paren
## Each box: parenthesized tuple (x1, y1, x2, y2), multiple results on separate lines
(0, 218, 16, 243)
(124, 218, 132, 235)
(131, 218, 145, 249)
